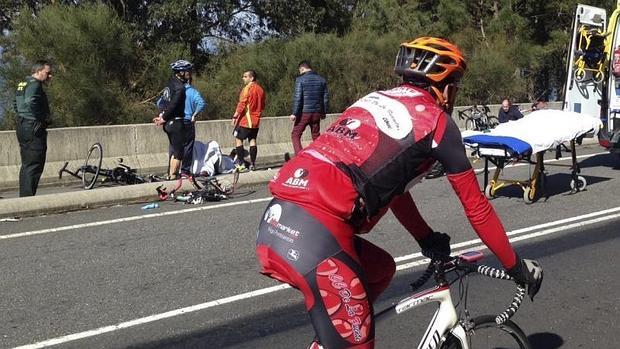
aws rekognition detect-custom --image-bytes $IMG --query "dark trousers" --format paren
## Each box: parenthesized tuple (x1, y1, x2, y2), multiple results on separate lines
(181, 121, 195, 174)
(167, 121, 195, 175)
(16, 118, 47, 197)
(291, 112, 323, 154)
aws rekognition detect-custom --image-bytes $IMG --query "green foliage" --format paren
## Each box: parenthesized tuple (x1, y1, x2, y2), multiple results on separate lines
(1, 3, 145, 127)
(201, 31, 401, 120)
(3, 0, 620, 130)
(253, 0, 357, 37)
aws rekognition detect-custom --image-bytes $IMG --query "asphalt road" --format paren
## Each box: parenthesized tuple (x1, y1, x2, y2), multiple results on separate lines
(0, 144, 618, 349)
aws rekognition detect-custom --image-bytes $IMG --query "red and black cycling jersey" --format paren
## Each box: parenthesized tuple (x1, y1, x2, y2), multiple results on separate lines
(269, 83, 516, 269)
(304, 85, 445, 219)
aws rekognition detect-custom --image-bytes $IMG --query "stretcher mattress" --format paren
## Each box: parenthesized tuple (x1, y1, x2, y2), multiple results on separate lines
(462, 110, 602, 155)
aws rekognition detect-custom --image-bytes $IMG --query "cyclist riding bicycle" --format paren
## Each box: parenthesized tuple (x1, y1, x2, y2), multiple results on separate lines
(255, 37, 543, 349)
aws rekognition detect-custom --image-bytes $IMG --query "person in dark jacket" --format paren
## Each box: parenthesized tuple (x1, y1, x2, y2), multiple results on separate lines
(14, 60, 53, 197)
(153, 60, 191, 179)
(498, 98, 523, 123)
(289, 61, 329, 155)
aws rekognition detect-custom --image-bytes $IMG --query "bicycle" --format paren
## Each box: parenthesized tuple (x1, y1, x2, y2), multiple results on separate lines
(59, 142, 151, 190)
(374, 250, 530, 348)
(156, 170, 240, 203)
(458, 105, 499, 132)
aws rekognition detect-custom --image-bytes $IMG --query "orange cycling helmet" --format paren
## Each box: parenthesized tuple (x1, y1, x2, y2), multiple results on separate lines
(395, 37, 466, 86)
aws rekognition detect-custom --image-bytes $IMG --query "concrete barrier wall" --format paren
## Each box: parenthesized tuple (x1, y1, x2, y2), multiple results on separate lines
(0, 102, 561, 190)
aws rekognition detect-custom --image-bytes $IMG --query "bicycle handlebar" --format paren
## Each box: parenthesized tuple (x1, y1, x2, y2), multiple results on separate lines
(409, 253, 525, 325)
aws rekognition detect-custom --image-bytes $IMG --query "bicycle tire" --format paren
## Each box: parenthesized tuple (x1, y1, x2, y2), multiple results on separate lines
(487, 116, 499, 129)
(465, 119, 475, 131)
(83, 143, 103, 190)
(441, 315, 531, 349)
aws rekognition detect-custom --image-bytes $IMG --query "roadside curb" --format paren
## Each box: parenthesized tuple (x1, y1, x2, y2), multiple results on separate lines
(0, 169, 278, 219)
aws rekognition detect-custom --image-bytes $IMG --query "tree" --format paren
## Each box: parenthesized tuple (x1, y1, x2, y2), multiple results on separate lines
(1, 3, 144, 127)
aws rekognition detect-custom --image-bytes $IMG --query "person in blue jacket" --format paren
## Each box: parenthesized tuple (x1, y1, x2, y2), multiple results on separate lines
(181, 76, 206, 174)
(289, 60, 329, 155)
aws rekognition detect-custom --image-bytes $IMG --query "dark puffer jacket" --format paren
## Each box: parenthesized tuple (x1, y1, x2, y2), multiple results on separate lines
(497, 105, 523, 123)
(291, 71, 329, 116)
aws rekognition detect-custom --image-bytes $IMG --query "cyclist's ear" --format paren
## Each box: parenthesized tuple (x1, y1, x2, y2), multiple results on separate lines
(442, 83, 459, 115)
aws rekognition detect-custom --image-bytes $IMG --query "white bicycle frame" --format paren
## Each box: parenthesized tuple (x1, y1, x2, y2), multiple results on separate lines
(393, 284, 468, 349)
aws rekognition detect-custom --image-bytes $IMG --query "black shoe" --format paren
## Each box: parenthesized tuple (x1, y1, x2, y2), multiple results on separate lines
(284, 152, 291, 162)
(425, 162, 445, 179)
(249, 164, 256, 171)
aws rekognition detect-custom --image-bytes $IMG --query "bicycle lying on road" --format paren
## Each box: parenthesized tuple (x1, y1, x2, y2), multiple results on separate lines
(156, 171, 240, 203)
(375, 250, 530, 348)
(458, 105, 499, 132)
(58, 142, 153, 190)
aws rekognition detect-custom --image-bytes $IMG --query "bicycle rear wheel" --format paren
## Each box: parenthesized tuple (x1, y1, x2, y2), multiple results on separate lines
(465, 119, 475, 131)
(442, 315, 531, 349)
(83, 143, 103, 190)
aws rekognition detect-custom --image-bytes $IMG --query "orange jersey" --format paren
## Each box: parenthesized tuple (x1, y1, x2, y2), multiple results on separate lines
(235, 82, 265, 128)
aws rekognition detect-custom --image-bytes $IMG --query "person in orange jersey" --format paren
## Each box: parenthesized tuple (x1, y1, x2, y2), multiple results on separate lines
(232, 70, 265, 171)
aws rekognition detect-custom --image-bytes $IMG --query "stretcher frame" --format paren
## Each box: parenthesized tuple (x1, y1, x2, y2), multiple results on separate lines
(471, 138, 587, 204)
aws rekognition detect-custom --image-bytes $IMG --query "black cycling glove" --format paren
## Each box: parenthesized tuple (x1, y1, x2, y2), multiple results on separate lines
(507, 257, 543, 301)
(418, 231, 451, 261)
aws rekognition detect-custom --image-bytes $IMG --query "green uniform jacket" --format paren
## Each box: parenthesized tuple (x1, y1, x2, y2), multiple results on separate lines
(14, 76, 50, 122)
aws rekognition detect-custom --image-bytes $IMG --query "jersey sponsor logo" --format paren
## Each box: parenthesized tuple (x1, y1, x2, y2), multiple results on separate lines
(264, 203, 282, 224)
(326, 118, 361, 140)
(351, 92, 412, 139)
(380, 86, 423, 98)
(161, 87, 171, 102)
(283, 168, 309, 189)
(286, 248, 300, 261)
(264, 203, 302, 242)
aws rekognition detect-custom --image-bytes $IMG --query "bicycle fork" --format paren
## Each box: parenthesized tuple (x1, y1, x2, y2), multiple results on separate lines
(393, 286, 470, 349)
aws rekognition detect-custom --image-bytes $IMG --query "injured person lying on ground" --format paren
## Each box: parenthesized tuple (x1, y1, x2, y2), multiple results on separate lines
(191, 140, 237, 177)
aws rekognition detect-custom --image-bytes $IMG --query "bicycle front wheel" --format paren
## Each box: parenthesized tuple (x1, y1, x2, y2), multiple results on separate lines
(465, 315, 531, 349)
(83, 143, 103, 190)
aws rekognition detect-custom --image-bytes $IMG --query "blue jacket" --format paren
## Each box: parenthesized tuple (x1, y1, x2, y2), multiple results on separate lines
(157, 84, 206, 122)
(184, 84, 206, 122)
(292, 71, 328, 116)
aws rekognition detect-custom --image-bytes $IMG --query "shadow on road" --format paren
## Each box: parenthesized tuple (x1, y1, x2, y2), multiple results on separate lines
(125, 221, 619, 349)
(489, 172, 611, 202)
(529, 332, 564, 349)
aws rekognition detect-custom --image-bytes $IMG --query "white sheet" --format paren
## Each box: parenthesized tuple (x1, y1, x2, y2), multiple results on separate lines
(461, 110, 602, 154)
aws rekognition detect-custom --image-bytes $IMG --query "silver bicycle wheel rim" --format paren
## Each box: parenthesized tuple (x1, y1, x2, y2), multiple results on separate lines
(83, 143, 103, 190)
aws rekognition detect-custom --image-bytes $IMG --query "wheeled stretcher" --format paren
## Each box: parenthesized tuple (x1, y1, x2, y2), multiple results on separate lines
(462, 110, 602, 203)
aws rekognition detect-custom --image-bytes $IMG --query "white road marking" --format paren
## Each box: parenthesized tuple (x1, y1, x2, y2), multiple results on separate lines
(394, 205, 620, 263)
(12, 206, 620, 349)
(2, 150, 607, 241)
(0, 197, 273, 240)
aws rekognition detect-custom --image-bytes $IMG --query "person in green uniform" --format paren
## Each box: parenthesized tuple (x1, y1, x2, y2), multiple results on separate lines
(14, 60, 53, 197)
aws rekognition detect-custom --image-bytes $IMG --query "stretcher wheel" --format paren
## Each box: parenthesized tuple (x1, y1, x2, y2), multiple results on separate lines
(594, 71, 605, 84)
(570, 176, 587, 192)
(484, 184, 496, 199)
(523, 187, 536, 204)
(574, 68, 586, 82)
